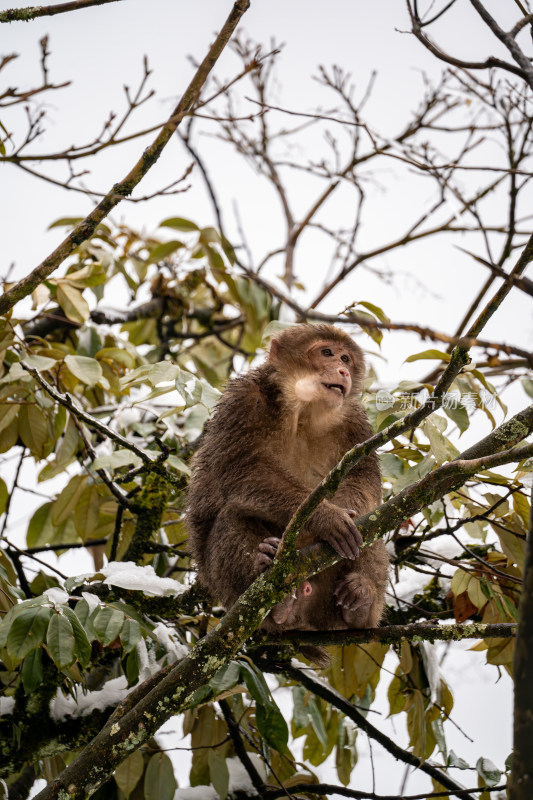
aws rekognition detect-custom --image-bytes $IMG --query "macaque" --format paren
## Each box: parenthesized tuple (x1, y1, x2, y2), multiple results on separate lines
(187, 324, 389, 633)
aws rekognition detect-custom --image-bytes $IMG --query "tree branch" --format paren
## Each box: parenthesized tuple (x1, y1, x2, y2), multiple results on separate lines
(509, 483, 533, 800)
(34, 398, 533, 798)
(262, 622, 517, 649)
(281, 664, 477, 800)
(263, 785, 505, 800)
(0, 0, 122, 23)
(0, 0, 250, 316)
(20, 362, 154, 466)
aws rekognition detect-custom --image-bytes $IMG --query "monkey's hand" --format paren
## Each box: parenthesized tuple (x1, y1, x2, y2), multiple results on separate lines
(334, 573, 376, 628)
(255, 536, 281, 573)
(310, 503, 363, 560)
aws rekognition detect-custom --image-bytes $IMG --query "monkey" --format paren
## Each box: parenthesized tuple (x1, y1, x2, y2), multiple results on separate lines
(186, 323, 389, 635)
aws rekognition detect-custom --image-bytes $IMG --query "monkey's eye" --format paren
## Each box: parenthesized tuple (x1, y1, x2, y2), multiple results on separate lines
(341, 354, 350, 363)
(321, 348, 333, 357)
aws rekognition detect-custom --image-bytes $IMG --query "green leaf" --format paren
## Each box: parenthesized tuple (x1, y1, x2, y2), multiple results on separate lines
(0, 478, 7, 516)
(405, 349, 451, 363)
(166, 454, 191, 476)
(64, 354, 103, 387)
(160, 216, 199, 232)
(23, 354, 57, 371)
(256, 700, 289, 753)
(114, 750, 144, 798)
(336, 718, 357, 786)
(447, 751, 470, 770)
(476, 757, 501, 786)
(210, 661, 241, 694)
(239, 661, 271, 706)
(422, 419, 459, 464)
(443, 401, 470, 434)
(18, 404, 52, 460)
(46, 611, 76, 669)
(387, 671, 406, 716)
(51, 474, 88, 526)
(120, 618, 142, 654)
(208, 748, 229, 800)
(74, 484, 102, 542)
(357, 300, 390, 324)
(307, 697, 328, 751)
(62, 606, 92, 666)
(21, 647, 43, 693)
(7, 605, 52, 661)
(144, 752, 177, 800)
(92, 449, 142, 471)
(56, 282, 90, 323)
(93, 606, 124, 645)
(522, 377, 533, 399)
(48, 217, 84, 229)
(431, 717, 447, 761)
(262, 321, 295, 342)
(147, 240, 185, 263)
(0, 403, 18, 435)
(73, 598, 98, 642)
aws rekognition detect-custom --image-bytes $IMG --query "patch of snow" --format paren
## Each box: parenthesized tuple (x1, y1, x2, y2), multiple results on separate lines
(175, 788, 218, 800)
(0, 697, 14, 715)
(136, 637, 157, 682)
(43, 588, 69, 606)
(389, 567, 430, 605)
(152, 622, 189, 662)
(419, 641, 441, 703)
(227, 754, 266, 793)
(174, 756, 266, 799)
(81, 591, 102, 612)
(50, 676, 128, 720)
(100, 561, 186, 596)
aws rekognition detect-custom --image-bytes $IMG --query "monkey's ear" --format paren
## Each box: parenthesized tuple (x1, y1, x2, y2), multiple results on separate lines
(268, 338, 282, 363)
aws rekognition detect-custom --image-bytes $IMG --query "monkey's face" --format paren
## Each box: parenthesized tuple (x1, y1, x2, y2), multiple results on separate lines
(294, 340, 354, 409)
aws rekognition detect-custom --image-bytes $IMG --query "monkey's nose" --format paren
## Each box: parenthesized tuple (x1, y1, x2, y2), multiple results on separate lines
(338, 367, 349, 378)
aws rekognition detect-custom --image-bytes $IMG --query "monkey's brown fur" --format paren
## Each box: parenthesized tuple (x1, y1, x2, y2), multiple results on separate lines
(187, 324, 389, 633)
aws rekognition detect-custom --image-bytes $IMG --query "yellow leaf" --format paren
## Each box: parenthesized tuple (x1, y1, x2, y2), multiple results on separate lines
(467, 577, 487, 611)
(451, 568, 471, 598)
(56, 282, 90, 323)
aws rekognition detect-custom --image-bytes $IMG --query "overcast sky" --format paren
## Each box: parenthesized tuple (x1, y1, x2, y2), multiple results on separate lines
(2, 1, 529, 796)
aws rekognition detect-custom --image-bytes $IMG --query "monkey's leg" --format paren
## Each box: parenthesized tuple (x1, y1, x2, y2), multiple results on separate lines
(333, 539, 389, 628)
(202, 512, 278, 609)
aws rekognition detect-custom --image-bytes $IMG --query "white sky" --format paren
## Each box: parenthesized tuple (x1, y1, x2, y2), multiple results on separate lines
(1, 0, 530, 797)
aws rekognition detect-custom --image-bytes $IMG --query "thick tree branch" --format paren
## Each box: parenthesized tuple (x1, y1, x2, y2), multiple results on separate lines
(509, 484, 533, 800)
(0, 0, 122, 23)
(469, 0, 533, 90)
(34, 400, 533, 799)
(406, 1, 527, 81)
(0, 0, 250, 316)
(262, 622, 517, 649)
(219, 699, 267, 797)
(263, 785, 505, 800)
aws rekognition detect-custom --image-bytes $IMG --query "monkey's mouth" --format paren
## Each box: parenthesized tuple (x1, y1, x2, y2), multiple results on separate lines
(323, 383, 345, 396)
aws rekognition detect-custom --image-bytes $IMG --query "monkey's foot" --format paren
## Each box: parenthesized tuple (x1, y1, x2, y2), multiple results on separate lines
(255, 536, 281, 573)
(334, 573, 377, 628)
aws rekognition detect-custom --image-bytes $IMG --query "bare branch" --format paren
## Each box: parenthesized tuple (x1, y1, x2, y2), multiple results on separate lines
(0, 0, 251, 316)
